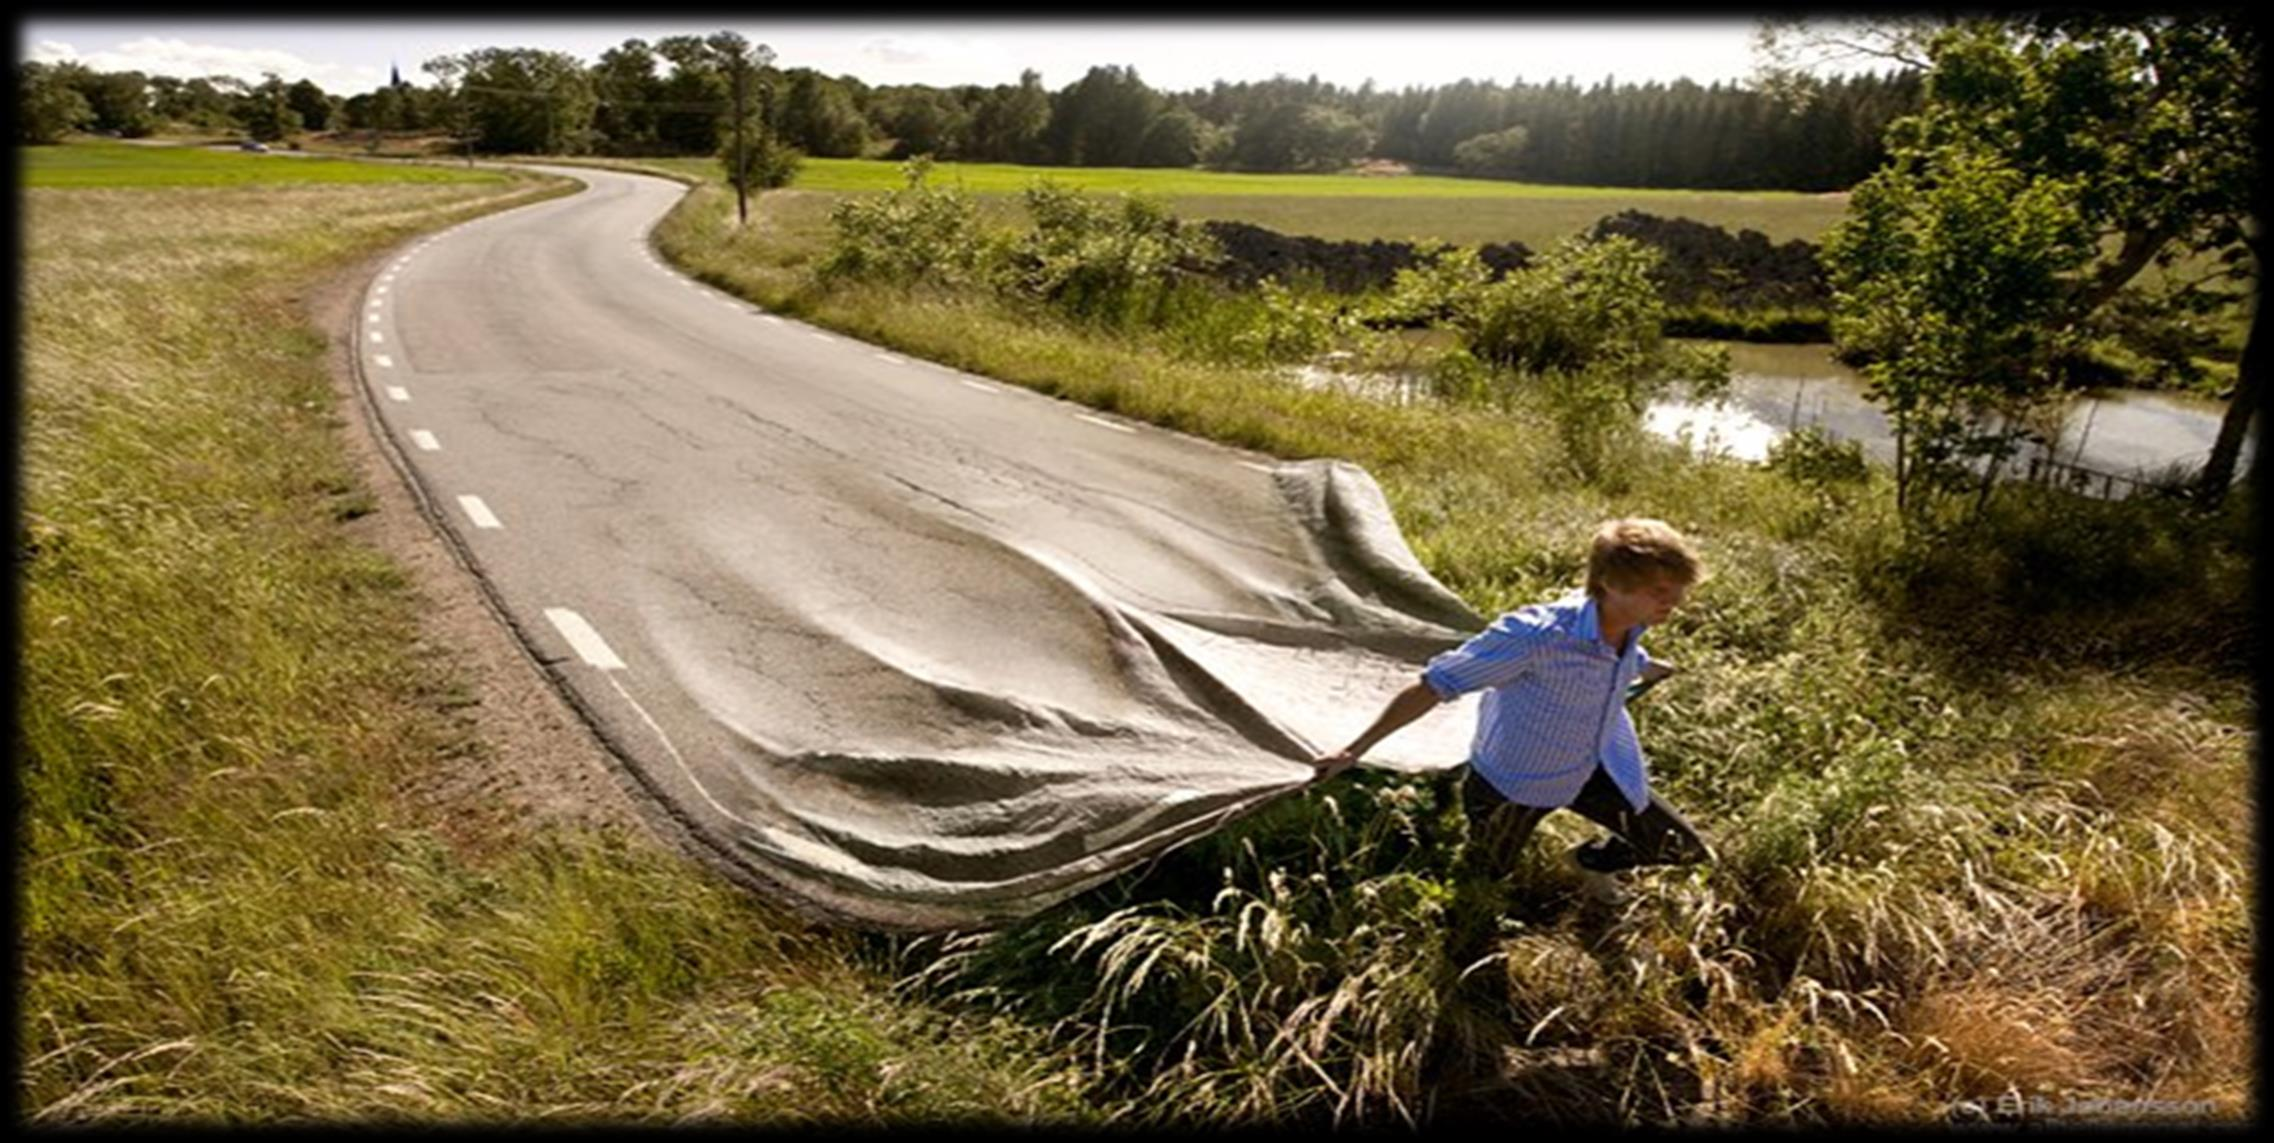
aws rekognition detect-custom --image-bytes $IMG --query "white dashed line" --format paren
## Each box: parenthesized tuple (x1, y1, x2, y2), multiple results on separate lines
(373, 354, 394, 369)
(1075, 413, 1136, 434)
(456, 495, 501, 529)
(410, 430, 440, 452)
(367, 312, 381, 323)
(368, 331, 384, 344)
(385, 386, 410, 402)
(960, 379, 1000, 393)
(376, 285, 389, 295)
(545, 608, 626, 671)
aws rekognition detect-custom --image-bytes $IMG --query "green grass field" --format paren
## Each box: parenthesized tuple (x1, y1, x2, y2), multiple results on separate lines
(606, 155, 1850, 248)
(21, 139, 502, 188)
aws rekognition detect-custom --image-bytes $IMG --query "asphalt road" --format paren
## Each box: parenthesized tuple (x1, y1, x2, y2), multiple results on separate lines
(355, 164, 1484, 930)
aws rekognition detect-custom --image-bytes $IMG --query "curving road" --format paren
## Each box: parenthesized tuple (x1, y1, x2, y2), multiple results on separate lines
(353, 164, 1485, 930)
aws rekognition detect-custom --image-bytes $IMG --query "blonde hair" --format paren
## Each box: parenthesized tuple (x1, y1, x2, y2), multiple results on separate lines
(1585, 518, 1703, 598)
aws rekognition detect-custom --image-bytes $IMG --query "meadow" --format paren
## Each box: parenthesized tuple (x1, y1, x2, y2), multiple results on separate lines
(594, 154, 1849, 250)
(21, 138, 494, 188)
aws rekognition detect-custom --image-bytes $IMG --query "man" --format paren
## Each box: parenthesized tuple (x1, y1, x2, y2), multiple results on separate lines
(1312, 518, 1713, 905)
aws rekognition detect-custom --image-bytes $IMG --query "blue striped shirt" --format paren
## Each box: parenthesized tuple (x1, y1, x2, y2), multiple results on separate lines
(1421, 590, 1654, 811)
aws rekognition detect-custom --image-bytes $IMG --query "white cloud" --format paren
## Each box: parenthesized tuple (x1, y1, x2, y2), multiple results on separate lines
(860, 37, 930, 67)
(31, 35, 384, 93)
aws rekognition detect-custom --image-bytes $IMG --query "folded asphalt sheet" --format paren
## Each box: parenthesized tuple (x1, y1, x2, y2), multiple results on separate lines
(641, 455, 1487, 931)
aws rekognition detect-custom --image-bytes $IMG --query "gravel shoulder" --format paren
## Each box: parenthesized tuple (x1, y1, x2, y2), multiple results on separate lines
(306, 240, 669, 850)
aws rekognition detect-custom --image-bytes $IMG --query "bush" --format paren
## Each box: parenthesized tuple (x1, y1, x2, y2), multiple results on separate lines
(815, 157, 989, 289)
(1767, 426, 1871, 491)
(992, 182, 1224, 330)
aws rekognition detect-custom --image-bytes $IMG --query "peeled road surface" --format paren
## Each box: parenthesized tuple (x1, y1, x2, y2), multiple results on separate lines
(355, 165, 1485, 930)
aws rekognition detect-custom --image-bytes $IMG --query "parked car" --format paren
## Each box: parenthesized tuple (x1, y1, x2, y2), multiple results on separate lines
(239, 140, 270, 153)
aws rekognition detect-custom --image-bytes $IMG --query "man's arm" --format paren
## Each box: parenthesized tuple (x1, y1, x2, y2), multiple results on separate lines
(1310, 679, 1444, 783)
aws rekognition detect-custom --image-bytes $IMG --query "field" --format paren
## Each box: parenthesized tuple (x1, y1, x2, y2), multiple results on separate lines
(595, 155, 1850, 250)
(22, 138, 496, 188)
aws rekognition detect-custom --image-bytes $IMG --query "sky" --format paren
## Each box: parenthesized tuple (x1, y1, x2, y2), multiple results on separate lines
(15, 18, 1881, 96)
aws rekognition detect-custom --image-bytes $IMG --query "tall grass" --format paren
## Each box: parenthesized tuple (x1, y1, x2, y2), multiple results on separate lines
(659, 178, 2253, 1126)
(19, 150, 1103, 1125)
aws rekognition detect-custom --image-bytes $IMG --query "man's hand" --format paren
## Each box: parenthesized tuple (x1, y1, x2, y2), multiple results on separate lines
(1310, 749, 1362, 784)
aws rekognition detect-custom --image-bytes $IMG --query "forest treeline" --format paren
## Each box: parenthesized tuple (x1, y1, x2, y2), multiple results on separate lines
(19, 38, 1920, 191)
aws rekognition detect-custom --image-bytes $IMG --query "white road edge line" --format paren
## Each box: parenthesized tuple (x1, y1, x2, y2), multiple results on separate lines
(1238, 461, 1275, 473)
(874, 353, 905, 365)
(960, 379, 1000, 393)
(1075, 413, 1137, 434)
(410, 430, 440, 452)
(545, 607, 626, 671)
(602, 673, 756, 826)
(456, 495, 501, 529)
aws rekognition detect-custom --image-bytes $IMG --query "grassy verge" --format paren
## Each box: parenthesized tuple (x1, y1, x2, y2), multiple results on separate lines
(19, 145, 1102, 1125)
(655, 177, 2253, 1126)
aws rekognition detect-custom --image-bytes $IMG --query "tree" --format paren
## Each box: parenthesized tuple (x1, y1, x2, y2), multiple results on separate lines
(286, 78, 334, 132)
(239, 73, 302, 143)
(61, 64, 158, 137)
(1451, 125, 1530, 178)
(1415, 80, 1504, 169)
(708, 31, 791, 224)
(880, 86, 964, 159)
(423, 47, 595, 155)
(1221, 101, 1369, 172)
(652, 35, 729, 154)
(1763, 15, 2261, 504)
(1135, 104, 1209, 168)
(965, 69, 1051, 163)
(1043, 65, 1160, 167)
(1820, 146, 2096, 525)
(17, 62, 94, 144)
(779, 69, 869, 158)
(148, 74, 236, 131)
(591, 39, 666, 155)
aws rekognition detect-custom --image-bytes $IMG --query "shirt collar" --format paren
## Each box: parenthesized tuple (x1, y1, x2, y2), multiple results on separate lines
(1565, 591, 1642, 653)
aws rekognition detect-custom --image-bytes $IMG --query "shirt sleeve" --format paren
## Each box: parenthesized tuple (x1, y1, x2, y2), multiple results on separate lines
(1422, 610, 1551, 700)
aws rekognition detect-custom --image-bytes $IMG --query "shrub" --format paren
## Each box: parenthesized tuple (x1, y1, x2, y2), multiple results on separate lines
(991, 181, 1224, 330)
(815, 157, 990, 289)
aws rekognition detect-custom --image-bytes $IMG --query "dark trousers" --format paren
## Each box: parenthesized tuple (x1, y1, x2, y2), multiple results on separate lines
(1460, 764, 1711, 877)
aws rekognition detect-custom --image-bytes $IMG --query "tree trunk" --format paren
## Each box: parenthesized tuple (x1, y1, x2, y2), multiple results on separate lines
(2197, 249, 2264, 505)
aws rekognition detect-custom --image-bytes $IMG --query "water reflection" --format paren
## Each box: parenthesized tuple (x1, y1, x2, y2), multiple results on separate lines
(1695, 342, 2254, 482)
(1280, 341, 2251, 489)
